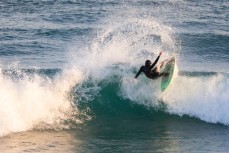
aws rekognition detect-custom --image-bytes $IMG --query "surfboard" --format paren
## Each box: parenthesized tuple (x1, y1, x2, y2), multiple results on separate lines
(161, 57, 176, 92)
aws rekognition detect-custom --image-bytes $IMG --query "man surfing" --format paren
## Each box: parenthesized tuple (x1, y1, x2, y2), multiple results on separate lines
(135, 52, 166, 79)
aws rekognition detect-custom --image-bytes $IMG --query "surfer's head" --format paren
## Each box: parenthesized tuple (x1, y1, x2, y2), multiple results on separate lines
(145, 60, 151, 67)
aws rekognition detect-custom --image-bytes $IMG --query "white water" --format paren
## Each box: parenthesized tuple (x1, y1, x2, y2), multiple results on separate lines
(0, 68, 83, 136)
(163, 73, 229, 125)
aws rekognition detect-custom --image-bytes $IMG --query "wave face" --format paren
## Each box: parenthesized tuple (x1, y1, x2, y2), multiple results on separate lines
(73, 69, 229, 124)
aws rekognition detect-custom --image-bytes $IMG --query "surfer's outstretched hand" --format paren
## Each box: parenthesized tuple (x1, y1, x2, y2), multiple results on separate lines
(159, 51, 163, 56)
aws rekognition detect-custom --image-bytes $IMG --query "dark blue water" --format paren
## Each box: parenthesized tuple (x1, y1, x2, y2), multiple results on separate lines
(0, 0, 229, 152)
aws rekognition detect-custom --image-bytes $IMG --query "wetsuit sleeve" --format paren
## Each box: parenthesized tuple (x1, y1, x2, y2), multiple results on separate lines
(135, 66, 143, 78)
(150, 55, 161, 69)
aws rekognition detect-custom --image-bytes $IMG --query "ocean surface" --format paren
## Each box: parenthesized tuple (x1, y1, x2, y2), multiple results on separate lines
(0, 0, 228, 152)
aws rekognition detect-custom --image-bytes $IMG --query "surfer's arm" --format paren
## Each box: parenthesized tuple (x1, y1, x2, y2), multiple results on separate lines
(150, 52, 162, 69)
(135, 67, 143, 79)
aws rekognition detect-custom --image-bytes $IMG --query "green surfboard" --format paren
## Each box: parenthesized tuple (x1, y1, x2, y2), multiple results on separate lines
(161, 57, 176, 92)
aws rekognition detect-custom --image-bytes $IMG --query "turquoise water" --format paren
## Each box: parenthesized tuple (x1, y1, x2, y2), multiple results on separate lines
(0, 0, 229, 152)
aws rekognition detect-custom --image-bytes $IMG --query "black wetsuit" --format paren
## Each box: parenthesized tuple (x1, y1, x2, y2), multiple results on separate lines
(135, 55, 162, 79)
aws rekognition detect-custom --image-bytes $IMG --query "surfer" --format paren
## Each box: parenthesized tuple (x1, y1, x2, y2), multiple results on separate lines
(135, 52, 166, 79)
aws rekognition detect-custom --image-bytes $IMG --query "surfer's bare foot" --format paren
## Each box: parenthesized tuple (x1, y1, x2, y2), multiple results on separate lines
(160, 62, 164, 69)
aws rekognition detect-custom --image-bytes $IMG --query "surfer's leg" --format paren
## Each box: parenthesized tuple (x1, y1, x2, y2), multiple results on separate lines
(162, 72, 169, 76)
(154, 68, 168, 77)
(154, 72, 163, 77)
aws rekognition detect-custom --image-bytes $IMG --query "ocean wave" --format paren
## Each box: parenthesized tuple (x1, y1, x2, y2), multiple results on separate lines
(0, 63, 228, 137)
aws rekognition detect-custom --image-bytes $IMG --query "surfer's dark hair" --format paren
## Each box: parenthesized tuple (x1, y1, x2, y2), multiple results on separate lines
(145, 60, 151, 67)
